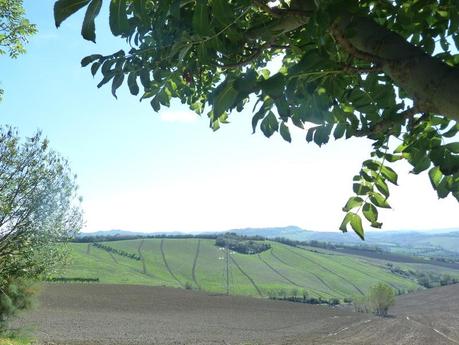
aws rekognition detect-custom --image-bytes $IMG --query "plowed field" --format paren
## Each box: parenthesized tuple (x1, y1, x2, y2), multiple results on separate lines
(15, 283, 459, 345)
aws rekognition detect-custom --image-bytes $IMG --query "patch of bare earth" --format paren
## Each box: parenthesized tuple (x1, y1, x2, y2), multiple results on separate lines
(15, 283, 459, 345)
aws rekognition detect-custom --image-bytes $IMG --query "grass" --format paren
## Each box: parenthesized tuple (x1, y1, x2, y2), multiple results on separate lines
(54, 238, 457, 299)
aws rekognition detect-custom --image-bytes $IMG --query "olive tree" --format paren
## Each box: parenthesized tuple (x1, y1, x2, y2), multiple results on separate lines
(54, 0, 459, 238)
(0, 128, 83, 294)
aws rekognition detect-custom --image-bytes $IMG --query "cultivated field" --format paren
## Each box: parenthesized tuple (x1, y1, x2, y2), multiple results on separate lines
(16, 283, 459, 345)
(55, 238, 437, 298)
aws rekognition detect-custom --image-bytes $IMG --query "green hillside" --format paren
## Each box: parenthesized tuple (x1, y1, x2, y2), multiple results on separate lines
(56, 238, 441, 299)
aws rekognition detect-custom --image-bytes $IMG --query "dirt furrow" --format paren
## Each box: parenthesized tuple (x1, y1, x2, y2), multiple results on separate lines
(287, 247, 365, 295)
(160, 239, 184, 288)
(230, 256, 263, 297)
(137, 239, 147, 275)
(270, 248, 337, 295)
(191, 240, 201, 290)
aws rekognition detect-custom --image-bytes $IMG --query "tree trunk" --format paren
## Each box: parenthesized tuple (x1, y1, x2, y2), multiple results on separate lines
(333, 16, 459, 122)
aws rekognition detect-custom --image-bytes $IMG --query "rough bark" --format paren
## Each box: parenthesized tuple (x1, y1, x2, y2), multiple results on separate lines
(332, 16, 459, 122)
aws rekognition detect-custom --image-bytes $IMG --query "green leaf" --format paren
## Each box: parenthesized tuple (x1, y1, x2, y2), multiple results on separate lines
(260, 111, 279, 138)
(81, 0, 102, 42)
(90, 61, 101, 76)
(369, 192, 391, 209)
(436, 177, 450, 198)
(375, 178, 389, 198)
(411, 155, 431, 174)
(350, 213, 364, 240)
(428, 166, 443, 189)
(81, 54, 103, 67)
(353, 183, 371, 195)
(213, 82, 238, 117)
(127, 72, 139, 96)
(380, 165, 398, 185)
(343, 196, 364, 212)
(362, 203, 378, 223)
(279, 122, 291, 143)
(111, 73, 124, 98)
(54, 0, 91, 28)
(109, 0, 129, 36)
(445, 142, 459, 153)
(212, 0, 232, 25)
(192, 0, 209, 36)
(339, 212, 352, 232)
(252, 108, 266, 134)
(133, 0, 146, 18)
(333, 123, 346, 139)
(306, 127, 317, 143)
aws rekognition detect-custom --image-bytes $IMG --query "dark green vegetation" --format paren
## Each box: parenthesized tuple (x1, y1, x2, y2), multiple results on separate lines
(0, 279, 35, 331)
(92, 242, 141, 261)
(55, 0, 459, 237)
(215, 233, 271, 254)
(53, 237, 459, 300)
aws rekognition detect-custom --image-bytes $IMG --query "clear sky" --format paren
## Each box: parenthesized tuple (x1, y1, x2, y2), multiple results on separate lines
(0, 0, 457, 235)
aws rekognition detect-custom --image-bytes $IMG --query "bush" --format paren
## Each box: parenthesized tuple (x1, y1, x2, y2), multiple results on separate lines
(329, 298, 340, 306)
(184, 281, 193, 290)
(0, 279, 37, 332)
(368, 283, 395, 317)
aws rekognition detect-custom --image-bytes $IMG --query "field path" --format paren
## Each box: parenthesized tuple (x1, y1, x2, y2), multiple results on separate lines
(230, 256, 263, 297)
(160, 239, 184, 288)
(287, 247, 365, 295)
(191, 240, 201, 290)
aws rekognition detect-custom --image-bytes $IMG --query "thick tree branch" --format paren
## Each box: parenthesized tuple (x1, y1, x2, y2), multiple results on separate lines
(332, 16, 459, 123)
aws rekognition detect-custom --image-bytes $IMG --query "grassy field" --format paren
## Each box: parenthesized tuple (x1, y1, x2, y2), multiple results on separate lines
(55, 238, 455, 299)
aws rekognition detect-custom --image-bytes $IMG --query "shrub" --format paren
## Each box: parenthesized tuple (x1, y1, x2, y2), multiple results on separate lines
(352, 295, 369, 313)
(0, 279, 37, 332)
(184, 281, 193, 290)
(368, 283, 395, 317)
(329, 298, 340, 306)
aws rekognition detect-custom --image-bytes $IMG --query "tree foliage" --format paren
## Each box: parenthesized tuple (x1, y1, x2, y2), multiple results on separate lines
(368, 282, 395, 317)
(0, 0, 36, 58)
(54, 0, 459, 238)
(0, 0, 37, 100)
(0, 128, 83, 293)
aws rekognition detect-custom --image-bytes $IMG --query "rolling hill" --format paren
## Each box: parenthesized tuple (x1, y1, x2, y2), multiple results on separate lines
(53, 238, 459, 299)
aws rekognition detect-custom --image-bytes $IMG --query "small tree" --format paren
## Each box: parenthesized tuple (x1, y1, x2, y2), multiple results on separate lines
(0, 128, 83, 329)
(368, 283, 395, 317)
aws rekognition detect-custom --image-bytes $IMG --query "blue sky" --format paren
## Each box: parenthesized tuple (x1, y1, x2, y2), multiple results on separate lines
(0, 0, 457, 234)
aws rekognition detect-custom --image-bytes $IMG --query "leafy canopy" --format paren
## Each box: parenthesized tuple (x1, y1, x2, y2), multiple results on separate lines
(54, 0, 459, 239)
(0, 0, 36, 58)
(0, 128, 83, 292)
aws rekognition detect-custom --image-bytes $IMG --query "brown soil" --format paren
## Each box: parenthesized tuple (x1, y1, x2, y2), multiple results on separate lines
(14, 283, 459, 345)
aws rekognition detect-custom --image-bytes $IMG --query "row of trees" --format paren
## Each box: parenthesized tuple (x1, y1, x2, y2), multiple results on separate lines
(92, 242, 141, 261)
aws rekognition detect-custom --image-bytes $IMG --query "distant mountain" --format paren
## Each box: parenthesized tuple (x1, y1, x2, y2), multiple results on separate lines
(230, 225, 312, 239)
(78, 230, 184, 238)
(79, 226, 459, 253)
